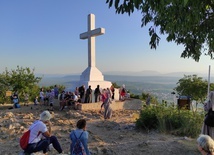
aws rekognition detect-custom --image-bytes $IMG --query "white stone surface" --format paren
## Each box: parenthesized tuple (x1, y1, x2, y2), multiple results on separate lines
(80, 14, 105, 67)
(80, 66, 104, 81)
(78, 80, 112, 90)
(79, 14, 111, 88)
(69, 14, 112, 93)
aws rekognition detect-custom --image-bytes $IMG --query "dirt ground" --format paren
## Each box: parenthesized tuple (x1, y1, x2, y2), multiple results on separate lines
(0, 102, 200, 155)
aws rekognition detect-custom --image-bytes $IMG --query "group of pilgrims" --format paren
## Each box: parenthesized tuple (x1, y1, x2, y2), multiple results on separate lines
(37, 84, 129, 119)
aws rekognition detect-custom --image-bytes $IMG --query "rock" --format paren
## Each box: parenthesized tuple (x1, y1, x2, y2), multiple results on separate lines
(4, 112, 15, 118)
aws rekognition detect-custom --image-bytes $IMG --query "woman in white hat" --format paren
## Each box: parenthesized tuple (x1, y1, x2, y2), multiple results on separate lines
(23, 110, 63, 154)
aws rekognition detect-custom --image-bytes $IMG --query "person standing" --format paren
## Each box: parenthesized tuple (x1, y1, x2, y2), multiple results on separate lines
(110, 85, 115, 100)
(103, 95, 113, 119)
(106, 88, 112, 99)
(202, 91, 214, 139)
(94, 85, 101, 102)
(78, 85, 85, 102)
(39, 88, 45, 105)
(54, 85, 59, 99)
(23, 110, 63, 154)
(100, 89, 107, 113)
(59, 91, 66, 111)
(85, 86, 92, 103)
(120, 84, 126, 101)
(74, 87, 79, 96)
(146, 94, 151, 106)
(70, 119, 91, 155)
(49, 89, 55, 111)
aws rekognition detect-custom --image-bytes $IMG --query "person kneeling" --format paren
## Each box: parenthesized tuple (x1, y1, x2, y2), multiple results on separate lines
(23, 110, 63, 154)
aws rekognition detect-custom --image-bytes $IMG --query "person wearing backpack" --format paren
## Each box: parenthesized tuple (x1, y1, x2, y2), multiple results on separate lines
(70, 119, 91, 155)
(22, 110, 63, 154)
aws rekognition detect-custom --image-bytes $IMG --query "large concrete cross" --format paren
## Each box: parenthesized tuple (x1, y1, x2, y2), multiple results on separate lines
(80, 14, 105, 67)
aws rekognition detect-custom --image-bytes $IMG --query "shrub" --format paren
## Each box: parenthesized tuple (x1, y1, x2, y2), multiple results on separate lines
(130, 94, 140, 99)
(136, 104, 204, 137)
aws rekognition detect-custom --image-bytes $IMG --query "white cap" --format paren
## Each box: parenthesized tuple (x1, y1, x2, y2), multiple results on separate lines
(40, 110, 51, 121)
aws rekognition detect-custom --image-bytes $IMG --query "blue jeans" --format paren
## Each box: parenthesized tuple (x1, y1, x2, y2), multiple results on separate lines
(24, 136, 62, 154)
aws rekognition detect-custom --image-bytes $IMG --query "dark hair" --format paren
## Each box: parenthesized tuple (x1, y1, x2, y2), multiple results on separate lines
(76, 119, 86, 129)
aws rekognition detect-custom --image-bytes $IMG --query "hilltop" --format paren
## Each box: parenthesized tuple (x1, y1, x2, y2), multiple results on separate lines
(0, 103, 200, 155)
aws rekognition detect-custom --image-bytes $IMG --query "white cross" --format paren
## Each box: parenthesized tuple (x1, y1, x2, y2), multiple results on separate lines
(80, 14, 105, 67)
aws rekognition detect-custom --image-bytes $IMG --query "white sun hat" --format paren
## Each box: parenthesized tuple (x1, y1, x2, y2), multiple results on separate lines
(40, 110, 52, 121)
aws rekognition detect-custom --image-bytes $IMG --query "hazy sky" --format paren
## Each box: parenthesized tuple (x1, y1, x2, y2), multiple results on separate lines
(0, 0, 213, 75)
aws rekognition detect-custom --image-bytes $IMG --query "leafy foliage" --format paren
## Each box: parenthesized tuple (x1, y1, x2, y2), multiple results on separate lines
(0, 66, 42, 103)
(112, 82, 120, 88)
(174, 74, 214, 104)
(130, 92, 159, 104)
(106, 0, 214, 61)
(136, 104, 204, 137)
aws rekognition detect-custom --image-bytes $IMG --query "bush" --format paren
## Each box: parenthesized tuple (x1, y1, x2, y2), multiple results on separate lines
(136, 104, 204, 137)
(130, 94, 140, 99)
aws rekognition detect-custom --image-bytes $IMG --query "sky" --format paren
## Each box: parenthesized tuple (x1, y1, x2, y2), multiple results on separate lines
(0, 0, 213, 76)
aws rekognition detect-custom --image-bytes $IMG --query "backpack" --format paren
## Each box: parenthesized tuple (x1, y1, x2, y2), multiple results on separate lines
(20, 123, 40, 150)
(72, 132, 86, 155)
(20, 130, 30, 150)
(205, 108, 214, 127)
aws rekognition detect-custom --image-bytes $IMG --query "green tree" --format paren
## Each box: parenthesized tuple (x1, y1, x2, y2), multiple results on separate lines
(174, 74, 214, 109)
(0, 74, 11, 104)
(106, 0, 214, 61)
(112, 82, 120, 88)
(0, 66, 42, 103)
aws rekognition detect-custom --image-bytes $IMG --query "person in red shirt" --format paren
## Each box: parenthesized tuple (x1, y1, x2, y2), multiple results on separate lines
(100, 89, 107, 113)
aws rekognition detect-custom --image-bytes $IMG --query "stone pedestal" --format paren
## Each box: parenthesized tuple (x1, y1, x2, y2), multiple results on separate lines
(79, 67, 112, 90)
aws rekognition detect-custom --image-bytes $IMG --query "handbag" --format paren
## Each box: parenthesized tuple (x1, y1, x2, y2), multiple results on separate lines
(204, 108, 214, 127)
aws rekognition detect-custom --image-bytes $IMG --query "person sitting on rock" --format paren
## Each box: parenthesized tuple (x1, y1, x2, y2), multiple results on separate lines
(23, 110, 63, 154)
(70, 119, 91, 155)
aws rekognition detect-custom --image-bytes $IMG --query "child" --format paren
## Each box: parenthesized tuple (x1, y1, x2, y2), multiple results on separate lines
(34, 96, 39, 105)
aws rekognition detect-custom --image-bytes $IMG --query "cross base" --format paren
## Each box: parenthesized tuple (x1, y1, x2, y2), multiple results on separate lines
(79, 66, 112, 89)
(78, 81, 112, 90)
(80, 66, 104, 81)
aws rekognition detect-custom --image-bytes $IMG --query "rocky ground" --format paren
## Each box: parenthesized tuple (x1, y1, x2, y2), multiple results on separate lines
(0, 102, 200, 155)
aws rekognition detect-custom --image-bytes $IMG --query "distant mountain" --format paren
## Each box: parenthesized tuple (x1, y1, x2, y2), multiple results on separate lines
(104, 70, 207, 77)
(36, 70, 209, 80)
(104, 70, 161, 76)
(163, 72, 208, 78)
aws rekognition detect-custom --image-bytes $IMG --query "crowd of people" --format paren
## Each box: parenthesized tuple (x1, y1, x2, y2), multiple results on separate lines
(14, 85, 214, 154)
(16, 84, 133, 154)
(10, 83, 130, 111)
(36, 84, 121, 119)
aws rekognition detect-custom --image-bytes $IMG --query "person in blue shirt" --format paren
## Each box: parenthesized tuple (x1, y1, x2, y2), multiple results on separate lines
(70, 119, 91, 155)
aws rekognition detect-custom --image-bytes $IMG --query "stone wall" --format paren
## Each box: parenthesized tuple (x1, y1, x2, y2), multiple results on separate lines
(79, 98, 142, 111)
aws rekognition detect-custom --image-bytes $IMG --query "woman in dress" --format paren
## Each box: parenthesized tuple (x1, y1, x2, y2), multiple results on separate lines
(103, 95, 113, 119)
(202, 91, 214, 139)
